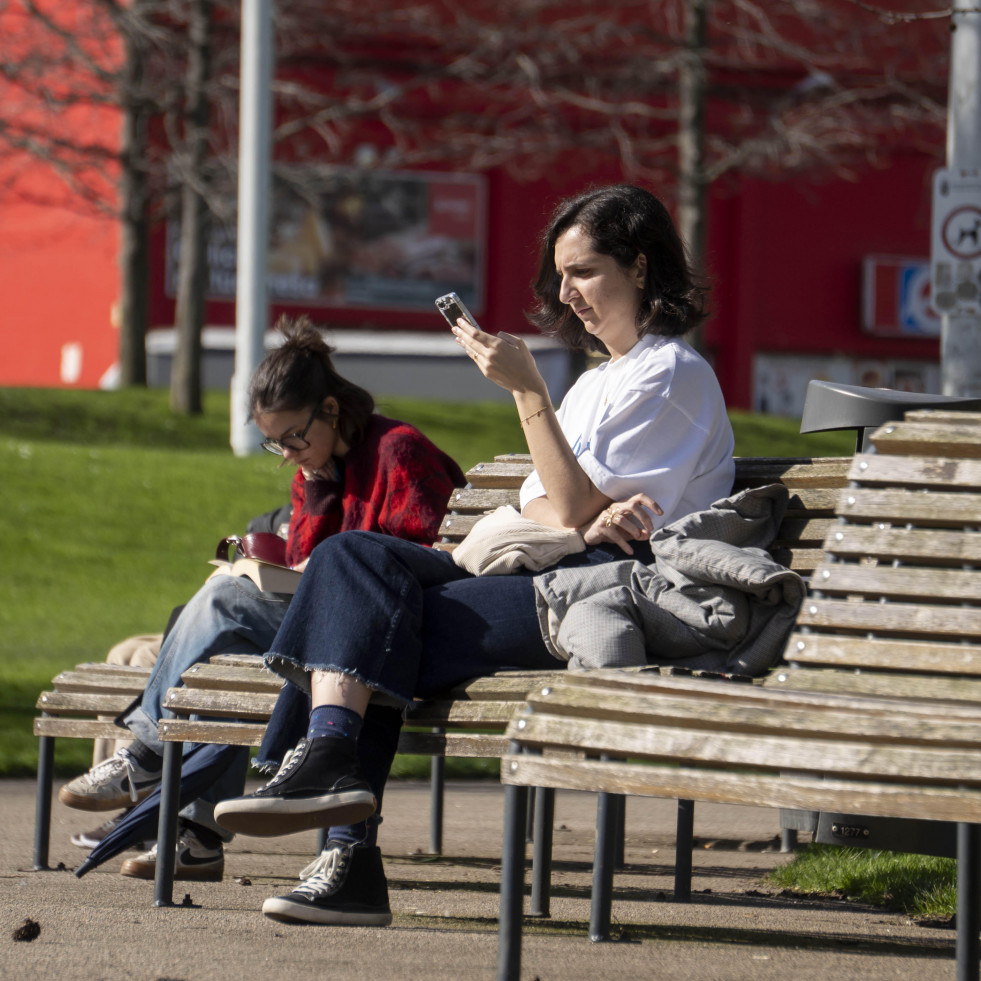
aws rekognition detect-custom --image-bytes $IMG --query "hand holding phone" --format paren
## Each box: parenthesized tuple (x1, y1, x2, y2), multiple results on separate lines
(435, 292, 481, 331)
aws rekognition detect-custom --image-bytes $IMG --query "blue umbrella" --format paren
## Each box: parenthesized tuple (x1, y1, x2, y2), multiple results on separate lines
(74, 742, 244, 877)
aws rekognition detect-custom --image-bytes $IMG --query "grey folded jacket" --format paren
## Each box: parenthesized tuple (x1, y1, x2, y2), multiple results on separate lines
(532, 483, 805, 676)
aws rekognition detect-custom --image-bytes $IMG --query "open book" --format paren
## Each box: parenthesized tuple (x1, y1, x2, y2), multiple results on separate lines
(207, 533, 301, 594)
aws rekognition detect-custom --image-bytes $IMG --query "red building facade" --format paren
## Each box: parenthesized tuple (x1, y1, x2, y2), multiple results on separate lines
(0, 2, 947, 413)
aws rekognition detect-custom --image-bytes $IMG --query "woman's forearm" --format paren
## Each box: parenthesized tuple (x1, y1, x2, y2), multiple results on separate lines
(515, 392, 610, 528)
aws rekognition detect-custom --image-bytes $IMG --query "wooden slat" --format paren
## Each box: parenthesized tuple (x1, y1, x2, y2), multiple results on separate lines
(784, 632, 981, 676)
(397, 732, 509, 757)
(209, 653, 266, 668)
(811, 561, 981, 603)
(556, 666, 976, 714)
(771, 517, 835, 546)
(47, 671, 149, 696)
(437, 513, 483, 540)
(797, 596, 981, 639)
(502, 755, 981, 825)
(403, 700, 515, 727)
(522, 681, 981, 745)
(904, 410, 981, 426)
(56, 662, 152, 678)
(180, 662, 283, 693)
(823, 525, 981, 565)
(770, 547, 825, 573)
(34, 718, 131, 739)
(784, 487, 841, 515)
(848, 453, 981, 490)
(158, 719, 267, 746)
(35, 692, 138, 715)
(444, 487, 520, 512)
(730, 457, 851, 488)
(871, 420, 981, 459)
(765, 667, 981, 703)
(834, 487, 981, 527)
(427, 671, 566, 701)
(162, 688, 278, 720)
(464, 462, 533, 488)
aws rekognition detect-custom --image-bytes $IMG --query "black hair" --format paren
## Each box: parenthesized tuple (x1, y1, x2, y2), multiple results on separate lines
(248, 314, 374, 446)
(528, 184, 709, 353)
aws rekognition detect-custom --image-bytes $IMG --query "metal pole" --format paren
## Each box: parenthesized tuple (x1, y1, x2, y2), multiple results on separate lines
(153, 737, 184, 907)
(955, 822, 981, 981)
(33, 735, 54, 870)
(940, 0, 981, 396)
(230, 0, 273, 456)
(429, 728, 445, 854)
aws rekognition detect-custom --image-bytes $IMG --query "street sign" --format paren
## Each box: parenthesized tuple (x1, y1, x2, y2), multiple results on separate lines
(932, 167, 981, 314)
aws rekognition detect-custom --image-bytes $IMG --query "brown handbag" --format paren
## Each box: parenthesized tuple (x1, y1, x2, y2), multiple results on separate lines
(214, 532, 289, 568)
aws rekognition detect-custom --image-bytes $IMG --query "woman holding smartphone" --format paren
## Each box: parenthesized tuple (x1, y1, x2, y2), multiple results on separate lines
(214, 184, 736, 925)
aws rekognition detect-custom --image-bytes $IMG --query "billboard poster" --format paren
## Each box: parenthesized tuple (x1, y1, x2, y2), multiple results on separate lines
(753, 352, 940, 418)
(166, 170, 487, 312)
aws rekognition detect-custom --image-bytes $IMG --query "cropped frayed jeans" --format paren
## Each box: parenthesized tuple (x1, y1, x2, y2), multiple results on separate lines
(259, 530, 651, 846)
(123, 574, 292, 838)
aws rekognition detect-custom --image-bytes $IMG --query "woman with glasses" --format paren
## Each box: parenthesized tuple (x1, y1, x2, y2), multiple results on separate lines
(58, 314, 463, 882)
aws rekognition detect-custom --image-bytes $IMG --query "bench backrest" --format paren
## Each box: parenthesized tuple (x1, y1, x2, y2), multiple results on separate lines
(438, 454, 851, 576)
(767, 411, 981, 702)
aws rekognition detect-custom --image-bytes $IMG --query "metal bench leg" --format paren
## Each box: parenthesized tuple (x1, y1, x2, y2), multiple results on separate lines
(429, 727, 444, 854)
(614, 793, 626, 870)
(33, 734, 54, 870)
(674, 798, 694, 902)
(589, 790, 619, 942)
(781, 828, 798, 853)
(497, 753, 529, 981)
(529, 786, 554, 918)
(956, 821, 981, 981)
(153, 738, 183, 907)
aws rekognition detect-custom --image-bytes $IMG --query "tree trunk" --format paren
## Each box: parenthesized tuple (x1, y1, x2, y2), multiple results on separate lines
(116, 21, 150, 388)
(170, 0, 213, 415)
(677, 0, 708, 355)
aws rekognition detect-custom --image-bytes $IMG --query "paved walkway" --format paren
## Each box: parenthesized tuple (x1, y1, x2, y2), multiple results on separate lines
(1, 778, 957, 980)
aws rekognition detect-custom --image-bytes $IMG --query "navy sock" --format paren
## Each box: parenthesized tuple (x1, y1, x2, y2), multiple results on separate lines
(307, 704, 363, 743)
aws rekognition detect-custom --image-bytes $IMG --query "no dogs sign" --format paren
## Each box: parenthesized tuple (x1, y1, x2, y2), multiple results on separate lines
(932, 168, 981, 314)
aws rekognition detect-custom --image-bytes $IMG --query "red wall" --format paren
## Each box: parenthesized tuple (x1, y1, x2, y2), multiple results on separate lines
(704, 155, 940, 406)
(0, 202, 119, 388)
(1, 152, 943, 410)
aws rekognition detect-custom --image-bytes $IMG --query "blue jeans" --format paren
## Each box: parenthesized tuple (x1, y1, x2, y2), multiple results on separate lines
(262, 530, 649, 845)
(124, 574, 292, 838)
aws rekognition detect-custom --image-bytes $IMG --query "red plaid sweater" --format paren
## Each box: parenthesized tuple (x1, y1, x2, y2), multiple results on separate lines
(285, 414, 465, 568)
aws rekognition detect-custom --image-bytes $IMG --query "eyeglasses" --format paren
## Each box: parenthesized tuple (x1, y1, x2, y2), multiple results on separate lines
(260, 407, 321, 456)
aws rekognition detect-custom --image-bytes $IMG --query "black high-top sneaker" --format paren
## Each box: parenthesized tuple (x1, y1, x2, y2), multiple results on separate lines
(213, 737, 376, 837)
(262, 839, 392, 926)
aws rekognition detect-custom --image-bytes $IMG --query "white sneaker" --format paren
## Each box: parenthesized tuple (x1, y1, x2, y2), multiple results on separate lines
(58, 749, 160, 812)
(120, 824, 224, 882)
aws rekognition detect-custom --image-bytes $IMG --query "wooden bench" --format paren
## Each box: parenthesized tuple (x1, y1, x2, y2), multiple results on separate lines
(144, 452, 848, 904)
(497, 410, 981, 981)
(32, 661, 152, 868)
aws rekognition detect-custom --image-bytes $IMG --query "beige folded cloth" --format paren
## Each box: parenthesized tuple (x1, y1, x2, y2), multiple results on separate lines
(452, 505, 585, 576)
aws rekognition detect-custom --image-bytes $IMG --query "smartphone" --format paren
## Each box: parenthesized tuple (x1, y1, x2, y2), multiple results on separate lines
(435, 292, 481, 331)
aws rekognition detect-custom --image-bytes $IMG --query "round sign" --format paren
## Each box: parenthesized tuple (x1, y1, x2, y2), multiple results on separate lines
(942, 205, 981, 261)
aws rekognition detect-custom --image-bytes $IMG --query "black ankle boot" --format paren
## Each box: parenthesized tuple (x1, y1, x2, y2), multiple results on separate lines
(262, 839, 392, 926)
(213, 737, 376, 837)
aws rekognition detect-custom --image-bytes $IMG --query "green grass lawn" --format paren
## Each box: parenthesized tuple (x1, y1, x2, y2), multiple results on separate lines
(768, 843, 956, 922)
(0, 386, 852, 780)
